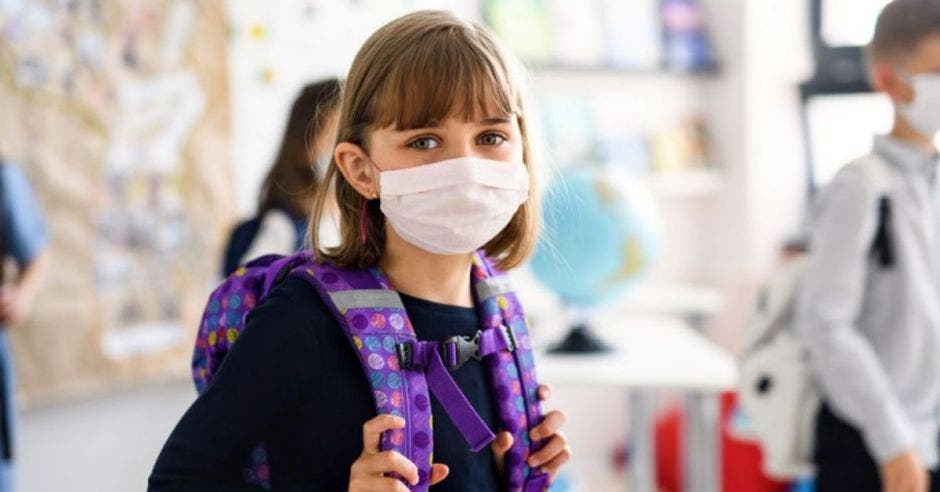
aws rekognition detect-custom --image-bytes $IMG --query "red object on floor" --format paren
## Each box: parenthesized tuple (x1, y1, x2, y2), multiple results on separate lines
(654, 392, 791, 492)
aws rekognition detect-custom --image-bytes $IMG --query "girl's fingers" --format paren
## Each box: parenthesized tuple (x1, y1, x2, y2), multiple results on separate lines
(351, 416, 416, 490)
(530, 410, 567, 441)
(361, 414, 406, 455)
(491, 431, 515, 476)
(429, 463, 450, 486)
(360, 451, 419, 486)
(528, 433, 567, 468)
(491, 431, 515, 455)
(537, 445, 572, 477)
(537, 384, 552, 401)
(349, 476, 411, 492)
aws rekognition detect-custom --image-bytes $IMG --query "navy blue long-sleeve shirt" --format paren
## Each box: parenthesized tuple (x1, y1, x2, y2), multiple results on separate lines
(149, 276, 502, 491)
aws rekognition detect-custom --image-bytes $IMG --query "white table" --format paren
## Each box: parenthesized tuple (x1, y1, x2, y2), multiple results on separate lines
(614, 283, 725, 322)
(536, 314, 738, 492)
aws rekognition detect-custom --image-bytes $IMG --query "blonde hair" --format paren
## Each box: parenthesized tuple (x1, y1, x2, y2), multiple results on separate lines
(310, 10, 540, 270)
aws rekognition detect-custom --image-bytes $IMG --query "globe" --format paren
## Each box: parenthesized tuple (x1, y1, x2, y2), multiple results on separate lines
(530, 165, 660, 351)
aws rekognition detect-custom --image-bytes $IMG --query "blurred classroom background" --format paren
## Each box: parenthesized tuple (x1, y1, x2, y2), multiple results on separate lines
(0, 0, 902, 491)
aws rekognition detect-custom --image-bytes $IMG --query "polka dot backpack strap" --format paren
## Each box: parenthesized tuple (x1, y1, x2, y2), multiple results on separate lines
(294, 262, 437, 491)
(471, 251, 551, 492)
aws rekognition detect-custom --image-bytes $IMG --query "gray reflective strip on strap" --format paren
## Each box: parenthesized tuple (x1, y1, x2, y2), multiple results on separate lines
(328, 289, 404, 311)
(475, 275, 514, 301)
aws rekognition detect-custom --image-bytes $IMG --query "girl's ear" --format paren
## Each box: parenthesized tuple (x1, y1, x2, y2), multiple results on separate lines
(334, 141, 379, 199)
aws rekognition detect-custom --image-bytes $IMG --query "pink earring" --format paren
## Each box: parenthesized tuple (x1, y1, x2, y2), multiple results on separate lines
(359, 197, 369, 245)
(359, 191, 378, 245)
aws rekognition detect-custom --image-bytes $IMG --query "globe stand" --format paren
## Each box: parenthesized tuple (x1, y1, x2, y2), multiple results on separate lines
(548, 323, 613, 354)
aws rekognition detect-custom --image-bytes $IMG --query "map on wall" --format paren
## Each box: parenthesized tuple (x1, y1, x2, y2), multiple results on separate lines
(0, 0, 233, 404)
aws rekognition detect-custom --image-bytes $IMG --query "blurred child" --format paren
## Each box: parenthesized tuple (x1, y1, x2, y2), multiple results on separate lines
(222, 79, 341, 276)
(795, 1, 940, 491)
(0, 157, 49, 492)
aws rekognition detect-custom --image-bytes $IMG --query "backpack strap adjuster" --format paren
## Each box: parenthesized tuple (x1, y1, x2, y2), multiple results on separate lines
(395, 342, 415, 371)
(499, 324, 517, 353)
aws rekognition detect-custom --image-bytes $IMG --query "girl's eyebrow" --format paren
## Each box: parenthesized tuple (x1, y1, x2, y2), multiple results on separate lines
(396, 121, 441, 132)
(396, 114, 512, 132)
(479, 115, 512, 125)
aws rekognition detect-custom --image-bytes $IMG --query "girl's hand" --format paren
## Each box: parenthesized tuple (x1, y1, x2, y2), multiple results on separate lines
(349, 414, 449, 491)
(529, 384, 571, 480)
(492, 384, 572, 485)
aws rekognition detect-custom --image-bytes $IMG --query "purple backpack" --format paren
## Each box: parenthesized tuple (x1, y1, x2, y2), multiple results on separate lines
(192, 251, 550, 492)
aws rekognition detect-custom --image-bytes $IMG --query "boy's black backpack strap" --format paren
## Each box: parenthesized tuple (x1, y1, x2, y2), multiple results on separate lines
(859, 154, 896, 269)
(870, 196, 895, 268)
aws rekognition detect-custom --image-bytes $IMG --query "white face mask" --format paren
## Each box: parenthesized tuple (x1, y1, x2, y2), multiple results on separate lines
(376, 156, 530, 255)
(900, 72, 940, 137)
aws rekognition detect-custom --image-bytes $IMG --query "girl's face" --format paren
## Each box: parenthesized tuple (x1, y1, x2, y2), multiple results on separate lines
(333, 102, 525, 199)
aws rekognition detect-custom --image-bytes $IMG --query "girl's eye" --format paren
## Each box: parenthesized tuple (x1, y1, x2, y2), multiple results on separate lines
(409, 137, 439, 150)
(478, 133, 506, 146)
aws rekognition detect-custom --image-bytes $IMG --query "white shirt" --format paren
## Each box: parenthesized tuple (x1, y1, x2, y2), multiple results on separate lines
(239, 209, 340, 266)
(796, 135, 940, 466)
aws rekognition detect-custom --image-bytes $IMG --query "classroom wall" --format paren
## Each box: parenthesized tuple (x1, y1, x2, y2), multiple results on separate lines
(0, 0, 233, 405)
(741, 0, 813, 278)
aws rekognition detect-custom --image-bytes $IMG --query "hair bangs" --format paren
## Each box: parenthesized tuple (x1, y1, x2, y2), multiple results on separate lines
(369, 27, 520, 131)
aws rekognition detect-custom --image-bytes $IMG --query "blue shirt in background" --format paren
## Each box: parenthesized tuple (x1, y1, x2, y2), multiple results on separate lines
(1, 163, 48, 267)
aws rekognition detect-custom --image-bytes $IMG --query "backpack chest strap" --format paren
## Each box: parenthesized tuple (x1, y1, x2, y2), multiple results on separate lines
(393, 324, 518, 453)
(398, 324, 517, 371)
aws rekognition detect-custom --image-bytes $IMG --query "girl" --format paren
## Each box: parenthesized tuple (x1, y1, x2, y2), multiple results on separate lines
(222, 79, 342, 276)
(150, 10, 569, 491)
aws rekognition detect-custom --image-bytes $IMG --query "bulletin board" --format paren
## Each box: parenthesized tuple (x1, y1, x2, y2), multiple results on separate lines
(0, 0, 233, 406)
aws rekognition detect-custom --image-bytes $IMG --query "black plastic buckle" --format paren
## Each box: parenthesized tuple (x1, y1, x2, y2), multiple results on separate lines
(440, 332, 481, 371)
(500, 324, 518, 352)
(396, 342, 414, 371)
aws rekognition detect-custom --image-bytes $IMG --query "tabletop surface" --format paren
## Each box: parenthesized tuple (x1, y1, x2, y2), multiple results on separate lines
(534, 313, 738, 392)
